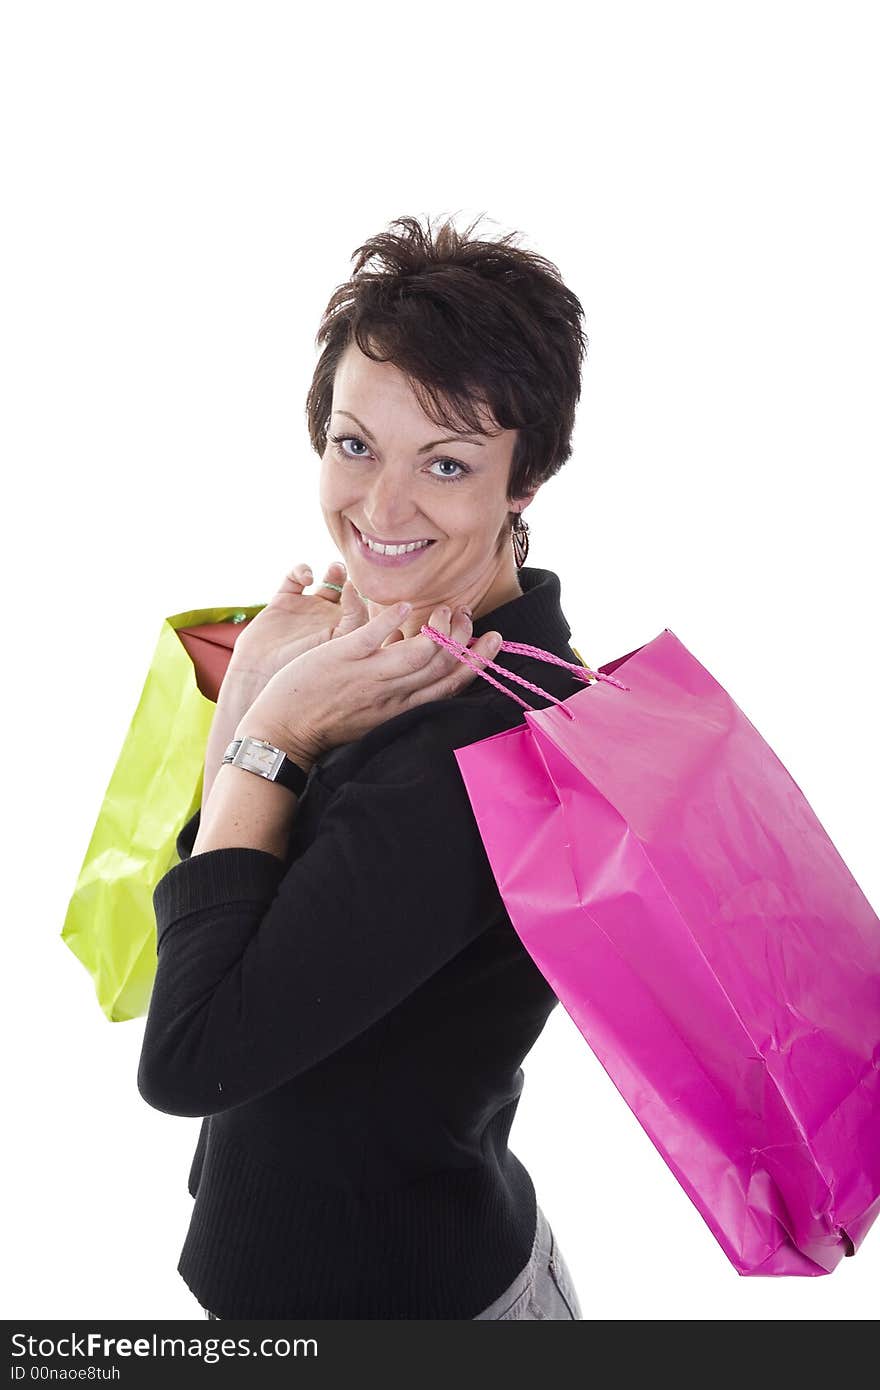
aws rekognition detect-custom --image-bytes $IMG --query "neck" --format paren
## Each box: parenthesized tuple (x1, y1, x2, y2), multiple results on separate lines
(370, 554, 525, 642)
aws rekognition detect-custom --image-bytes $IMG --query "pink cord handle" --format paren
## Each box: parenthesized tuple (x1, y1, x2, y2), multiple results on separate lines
(420, 625, 631, 719)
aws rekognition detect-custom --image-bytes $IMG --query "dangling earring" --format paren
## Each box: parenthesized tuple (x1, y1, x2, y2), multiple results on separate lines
(511, 512, 530, 568)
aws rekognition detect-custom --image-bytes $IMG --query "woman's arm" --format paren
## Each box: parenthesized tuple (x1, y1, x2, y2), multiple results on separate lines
(190, 760, 300, 861)
(200, 667, 269, 807)
(137, 699, 516, 1118)
(191, 710, 316, 860)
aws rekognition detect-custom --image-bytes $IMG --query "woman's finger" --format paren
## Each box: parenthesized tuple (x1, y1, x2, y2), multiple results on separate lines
(416, 607, 490, 685)
(404, 603, 471, 676)
(314, 559, 347, 602)
(402, 624, 503, 707)
(422, 602, 453, 658)
(346, 599, 417, 655)
(273, 562, 314, 597)
(333, 579, 371, 638)
(389, 601, 455, 673)
(363, 605, 479, 688)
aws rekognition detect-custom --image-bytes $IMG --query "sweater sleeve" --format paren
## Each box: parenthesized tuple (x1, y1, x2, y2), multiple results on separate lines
(136, 704, 513, 1117)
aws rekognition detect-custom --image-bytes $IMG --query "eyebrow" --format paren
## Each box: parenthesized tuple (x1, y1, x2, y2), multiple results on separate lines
(332, 409, 486, 452)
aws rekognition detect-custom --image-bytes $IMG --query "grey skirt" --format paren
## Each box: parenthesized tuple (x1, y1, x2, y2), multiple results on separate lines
(203, 1204, 582, 1321)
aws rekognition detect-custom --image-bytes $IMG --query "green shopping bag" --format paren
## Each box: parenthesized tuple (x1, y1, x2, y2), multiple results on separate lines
(62, 604, 265, 1023)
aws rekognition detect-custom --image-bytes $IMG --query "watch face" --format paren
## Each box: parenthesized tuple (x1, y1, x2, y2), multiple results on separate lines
(236, 739, 283, 777)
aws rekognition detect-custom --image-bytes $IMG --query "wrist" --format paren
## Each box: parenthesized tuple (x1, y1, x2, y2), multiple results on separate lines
(221, 659, 270, 703)
(231, 723, 320, 774)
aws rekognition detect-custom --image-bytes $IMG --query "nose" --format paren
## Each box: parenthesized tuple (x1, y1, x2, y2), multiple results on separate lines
(362, 474, 421, 536)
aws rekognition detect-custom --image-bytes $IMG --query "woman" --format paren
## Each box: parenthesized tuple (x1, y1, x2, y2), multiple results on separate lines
(138, 213, 589, 1320)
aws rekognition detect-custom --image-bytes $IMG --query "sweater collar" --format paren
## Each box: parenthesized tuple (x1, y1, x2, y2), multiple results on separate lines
(470, 565, 573, 652)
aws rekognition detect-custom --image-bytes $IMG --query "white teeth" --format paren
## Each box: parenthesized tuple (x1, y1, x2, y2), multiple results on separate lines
(358, 528, 432, 556)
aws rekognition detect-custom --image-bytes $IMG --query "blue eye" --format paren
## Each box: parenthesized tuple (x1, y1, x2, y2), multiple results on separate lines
(429, 458, 468, 482)
(330, 434, 369, 457)
(328, 433, 470, 484)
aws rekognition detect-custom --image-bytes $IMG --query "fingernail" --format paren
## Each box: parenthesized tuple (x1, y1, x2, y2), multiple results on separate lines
(461, 606, 472, 619)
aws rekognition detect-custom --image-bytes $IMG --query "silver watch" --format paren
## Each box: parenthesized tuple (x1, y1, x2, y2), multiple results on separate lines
(221, 736, 309, 797)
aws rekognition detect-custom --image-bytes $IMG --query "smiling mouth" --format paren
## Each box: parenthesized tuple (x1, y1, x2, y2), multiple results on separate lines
(348, 519, 438, 554)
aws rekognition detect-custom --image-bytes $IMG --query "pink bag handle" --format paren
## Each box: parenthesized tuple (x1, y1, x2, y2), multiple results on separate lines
(420, 625, 631, 720)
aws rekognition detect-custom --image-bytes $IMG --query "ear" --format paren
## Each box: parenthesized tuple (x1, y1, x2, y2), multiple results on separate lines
(511, 486, 540, 516)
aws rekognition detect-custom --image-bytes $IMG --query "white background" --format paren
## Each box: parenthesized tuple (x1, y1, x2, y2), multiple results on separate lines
(3, 1, 878, 1321)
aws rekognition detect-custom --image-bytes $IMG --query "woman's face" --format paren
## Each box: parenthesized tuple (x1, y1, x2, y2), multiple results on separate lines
(319, 342, 536, 638)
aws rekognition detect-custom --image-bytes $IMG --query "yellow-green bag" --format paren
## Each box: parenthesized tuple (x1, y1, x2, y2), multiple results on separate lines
(62, 604, 265, 1023)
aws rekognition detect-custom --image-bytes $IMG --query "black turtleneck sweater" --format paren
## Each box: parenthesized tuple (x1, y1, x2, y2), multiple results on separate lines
(137, 566, 586, 1319)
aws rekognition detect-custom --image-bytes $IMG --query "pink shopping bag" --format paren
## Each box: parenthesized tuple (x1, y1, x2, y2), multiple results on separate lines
(426, 624, 880, 1276)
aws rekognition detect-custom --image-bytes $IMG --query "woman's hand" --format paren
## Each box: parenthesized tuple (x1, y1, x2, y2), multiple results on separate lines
(228, 559, 370, 684)
(235, 600, 504, 766)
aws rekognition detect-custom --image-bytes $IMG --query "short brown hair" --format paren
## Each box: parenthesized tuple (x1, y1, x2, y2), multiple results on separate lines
(305, 212, 589, 523)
